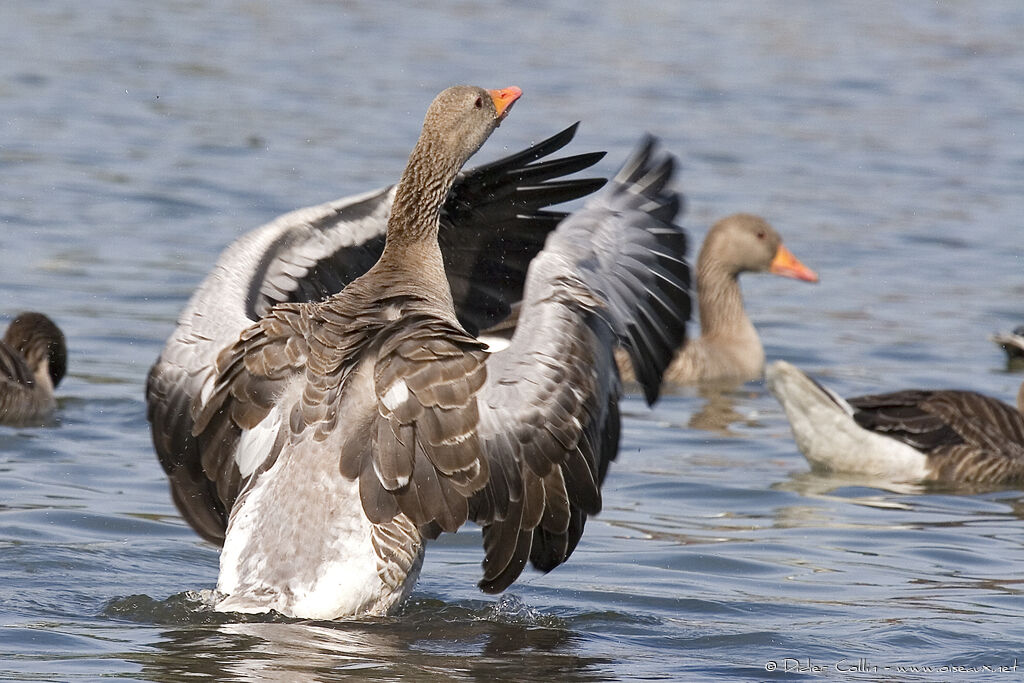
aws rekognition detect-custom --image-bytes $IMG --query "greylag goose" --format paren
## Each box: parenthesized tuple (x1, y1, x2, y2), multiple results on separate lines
(158, 85, 690, 619)
(767, 360, 1024, 484)
(0, 312, 67, 425)
(992, 326, 1024, 368)
(662, 213, 817, 385)
(147, 122, 606, 542)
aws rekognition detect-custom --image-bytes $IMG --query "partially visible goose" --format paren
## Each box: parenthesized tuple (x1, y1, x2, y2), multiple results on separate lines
(147, 122, 606, 542)
(766, 360, 1024, 484)
(661, 213, 817, 385)
(167, 86, 690, 619)
(0, 312, 67, 426)
(992, 326, 1024, 368)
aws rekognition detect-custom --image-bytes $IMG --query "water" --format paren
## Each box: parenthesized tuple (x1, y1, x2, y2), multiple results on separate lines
(2, 1, 1024, 680)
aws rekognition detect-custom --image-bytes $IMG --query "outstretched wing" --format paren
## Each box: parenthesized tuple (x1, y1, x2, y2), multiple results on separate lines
(468, 137, 691, 592)
(161, 305, 311, 544)
(148, 125, 605, 542)
(438, 124, 605, 333)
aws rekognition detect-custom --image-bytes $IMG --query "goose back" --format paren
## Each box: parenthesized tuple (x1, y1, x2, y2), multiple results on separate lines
(849, 389, 1024, 484)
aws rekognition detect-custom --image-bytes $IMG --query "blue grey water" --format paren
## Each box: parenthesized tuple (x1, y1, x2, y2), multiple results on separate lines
(1, 1, 1023, 680)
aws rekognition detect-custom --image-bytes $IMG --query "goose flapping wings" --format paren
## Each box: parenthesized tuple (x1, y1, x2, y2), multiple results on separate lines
(190, 132, 689, 615)
(151, 84, 690, 618)
(147, 124, 606, 545)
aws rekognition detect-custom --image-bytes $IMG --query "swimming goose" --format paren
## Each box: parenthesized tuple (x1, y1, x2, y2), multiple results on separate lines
(992, 326, 1024, 368)
(147, 122, 606, 544)
(662, 214, 817, 385)
(766, 360, 1024, 484)
(164, 86, 690, 619)
(0, 312, 67, 426)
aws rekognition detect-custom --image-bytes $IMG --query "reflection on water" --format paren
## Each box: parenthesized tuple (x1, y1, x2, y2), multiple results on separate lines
(685, 384, 760, 433)
(109, 594, 608, 682)
(775, 471, 926, 506)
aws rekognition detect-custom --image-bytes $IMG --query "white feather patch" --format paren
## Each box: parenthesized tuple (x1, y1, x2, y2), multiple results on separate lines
(479, 334, 511, 353)
(199, 372, 216, 407)
(235, 406, 283, 477)
(374, 456, 410, 489)
(381, 379, 409, 411)
(441, 431, 473, 446)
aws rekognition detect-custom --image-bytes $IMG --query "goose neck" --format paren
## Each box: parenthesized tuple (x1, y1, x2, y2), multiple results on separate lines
(696, 261, 752, 337)
(385, 136, 461, 250)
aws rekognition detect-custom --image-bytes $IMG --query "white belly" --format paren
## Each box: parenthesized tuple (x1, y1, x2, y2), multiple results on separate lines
(214, 413, 423, 619)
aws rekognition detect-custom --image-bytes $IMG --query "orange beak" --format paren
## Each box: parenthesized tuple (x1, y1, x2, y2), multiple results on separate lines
(769, 244, 819, 282)
(488, 86, 522, 122)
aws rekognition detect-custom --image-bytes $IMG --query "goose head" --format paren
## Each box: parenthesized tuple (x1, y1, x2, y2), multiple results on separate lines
(992, 325, 1024, 368)
(386, 85, 522, 250)
(415, 85, 522, 172)
(699, 213, 818, 282)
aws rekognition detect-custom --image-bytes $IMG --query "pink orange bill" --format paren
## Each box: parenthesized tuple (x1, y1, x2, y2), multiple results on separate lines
(770, 245, 819, 282)
(488, 86, 522, 121)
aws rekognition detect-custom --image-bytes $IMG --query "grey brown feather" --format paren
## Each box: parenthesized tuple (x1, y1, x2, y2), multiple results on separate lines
(849, 388, 1024, 484)
(0, 312, 67, 426)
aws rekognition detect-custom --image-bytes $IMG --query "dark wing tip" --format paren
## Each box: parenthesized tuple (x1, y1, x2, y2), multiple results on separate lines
(441, 124, 609, 333)
(588, 136, 692, 404)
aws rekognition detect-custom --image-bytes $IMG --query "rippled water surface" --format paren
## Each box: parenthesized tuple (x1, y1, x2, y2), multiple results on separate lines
(3, 1, 1024, 680)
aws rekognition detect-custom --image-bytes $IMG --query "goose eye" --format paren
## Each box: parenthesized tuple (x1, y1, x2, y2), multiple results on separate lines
(474, 96, 483, 109)
(756, 230, 766, 240)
